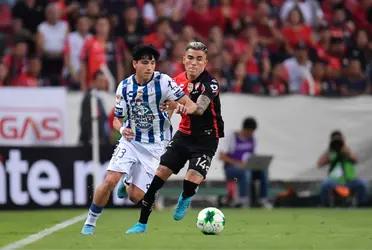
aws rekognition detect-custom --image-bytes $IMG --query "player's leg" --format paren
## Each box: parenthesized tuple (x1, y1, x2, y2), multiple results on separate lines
(126, 165, 173, 234)
(174, 135, 218, 221)
(81, 170, 122, 235)
(173, 154, 211, 221)
(127, 135, 188, 234)
(81, 142, 135, 235)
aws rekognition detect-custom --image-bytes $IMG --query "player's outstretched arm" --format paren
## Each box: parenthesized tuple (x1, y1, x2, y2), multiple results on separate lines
(191, 94, 210, 115)
(176, 95, 197, 114)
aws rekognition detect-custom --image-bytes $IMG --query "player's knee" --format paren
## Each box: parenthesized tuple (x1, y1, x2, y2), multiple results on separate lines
(156, 165, 173, 180)
(128, 188, 144, 204)
(185, 169, 204, 184)
(128, 194, 142, 204)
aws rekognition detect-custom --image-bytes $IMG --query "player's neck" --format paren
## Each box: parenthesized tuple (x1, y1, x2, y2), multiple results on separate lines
(134, 74, 151, 85)
(186, 72, 198, 81)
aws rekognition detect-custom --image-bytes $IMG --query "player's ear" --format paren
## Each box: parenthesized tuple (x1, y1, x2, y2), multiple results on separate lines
(182, 55, 186, 64)
(132, 60, 137, 69)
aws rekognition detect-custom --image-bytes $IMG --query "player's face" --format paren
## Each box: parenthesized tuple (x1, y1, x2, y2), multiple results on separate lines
(133, 57, 156, 83)
(183, 49, 208, 80)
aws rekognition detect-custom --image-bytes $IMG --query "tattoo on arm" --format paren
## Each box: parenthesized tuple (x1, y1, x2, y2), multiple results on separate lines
(194, 95, 211, 115)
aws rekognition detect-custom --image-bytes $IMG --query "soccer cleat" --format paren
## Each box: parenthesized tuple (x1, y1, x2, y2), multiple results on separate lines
(173, 194, 191, 221)
(81, 224, 95, 235)
(125, 222, 147, 234)
(117, 178, 127, 199)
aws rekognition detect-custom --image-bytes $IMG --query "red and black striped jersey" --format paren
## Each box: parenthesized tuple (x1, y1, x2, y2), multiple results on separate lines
(173, 70, 224, 138)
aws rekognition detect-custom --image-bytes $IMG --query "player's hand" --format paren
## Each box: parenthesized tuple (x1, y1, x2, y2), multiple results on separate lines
(121, 127, 134, 141)
(175, 103, 187, 114)
(161, 100, 178, 111)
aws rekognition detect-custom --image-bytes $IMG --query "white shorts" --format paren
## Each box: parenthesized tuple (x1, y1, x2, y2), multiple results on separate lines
(107, 139, 167, 192)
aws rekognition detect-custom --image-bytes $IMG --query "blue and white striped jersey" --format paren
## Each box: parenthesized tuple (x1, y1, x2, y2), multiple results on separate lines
(114, 71, 185, 143)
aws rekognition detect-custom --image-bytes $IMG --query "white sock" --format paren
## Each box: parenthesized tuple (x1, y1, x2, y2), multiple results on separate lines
(84, 209, 102, 226)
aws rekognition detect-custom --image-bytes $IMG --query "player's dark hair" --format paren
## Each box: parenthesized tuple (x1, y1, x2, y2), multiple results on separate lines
(243, 117, 257, 130)
(185, 41, 208, 54)
(132, 44, 160, 61)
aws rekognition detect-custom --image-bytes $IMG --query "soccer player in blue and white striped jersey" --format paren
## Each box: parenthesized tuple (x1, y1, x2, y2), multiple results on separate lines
(81, 45, 197, 235)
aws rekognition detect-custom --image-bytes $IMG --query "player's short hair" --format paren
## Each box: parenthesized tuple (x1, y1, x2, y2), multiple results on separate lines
(185, 41, 208, 54)
(132, 44, 160, 61)
(243, 117, 257, 130)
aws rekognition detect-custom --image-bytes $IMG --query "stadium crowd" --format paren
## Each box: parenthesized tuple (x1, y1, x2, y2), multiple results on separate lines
(0, 0, 371, 96)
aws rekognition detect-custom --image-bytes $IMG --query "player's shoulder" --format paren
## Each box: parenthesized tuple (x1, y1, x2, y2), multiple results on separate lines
(154, 71, 172, 82)
(200, 70, 219, 86)
(117, 75, 133, 89)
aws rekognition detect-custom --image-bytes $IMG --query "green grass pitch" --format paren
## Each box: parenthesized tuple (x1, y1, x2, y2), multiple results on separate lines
(1, 208, 372, 250)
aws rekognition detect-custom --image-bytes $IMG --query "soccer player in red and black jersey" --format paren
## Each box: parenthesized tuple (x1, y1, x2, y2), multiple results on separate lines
(126, 41, 224, 234)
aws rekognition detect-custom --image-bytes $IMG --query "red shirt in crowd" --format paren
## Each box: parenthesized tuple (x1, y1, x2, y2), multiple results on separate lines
(281, 25, 313, 48)
(80, 37, 106, 88)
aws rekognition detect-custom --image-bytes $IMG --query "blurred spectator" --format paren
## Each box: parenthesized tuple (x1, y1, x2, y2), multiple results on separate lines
(143, 17, 175, 58)
(185, 0, 214, 40)
(2, 37, 28, 84)
(80, 15, 126, 91)
(84, 0, 101, 27)
(230, 61, 249, 93)
(266, 64, 288, 96)
(116, 4, 145, 51)
(281, 7, 315, 53)
(211, 0, 239, 34)
(0, 62, 9, 86)
(300, 61, 324, 96)
(219, 117, 271, 208)
(63, 15, 92, 89)
(317, 130, 368, 207)
(252, 1, 283, 63)
(143, 0, 168, 27)
(208, 26, 224, 52)
(328, 6, 355, 42)
(178, 25, 196, 44)
(339, 59, 371, 96)
(348, 0, 372, 32)
(346, 29, 371, 71)
(12, 0, 45, 34)
(321, 62, 342, 96)
(167, 39, 186, 77)
(219, 117, 256, 207)
(0, 2, 12, 33)
(79, 70, 110, 146)
(282, 42, 313, 94)
(142, 0, 191, 29)
(12, 56, 49, 87)
(280, 0, 324, 27)
(36, 3, 68, 85)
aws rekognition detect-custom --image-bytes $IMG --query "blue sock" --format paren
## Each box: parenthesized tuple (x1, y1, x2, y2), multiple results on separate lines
(85, 203, 103, 226)
(90, 203, 103, 214)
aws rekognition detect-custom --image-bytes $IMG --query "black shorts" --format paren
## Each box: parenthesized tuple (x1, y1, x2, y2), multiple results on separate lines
(160, 131, 219, 178)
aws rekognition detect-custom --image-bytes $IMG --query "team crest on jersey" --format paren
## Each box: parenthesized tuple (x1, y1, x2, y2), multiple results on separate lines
(131, 103, 155, 130)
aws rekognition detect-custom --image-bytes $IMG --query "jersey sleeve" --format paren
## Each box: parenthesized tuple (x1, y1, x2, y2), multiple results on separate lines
(114, 81, 127, 118)
(163, 74, 185, 101)
(202, 78, 220, 100)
